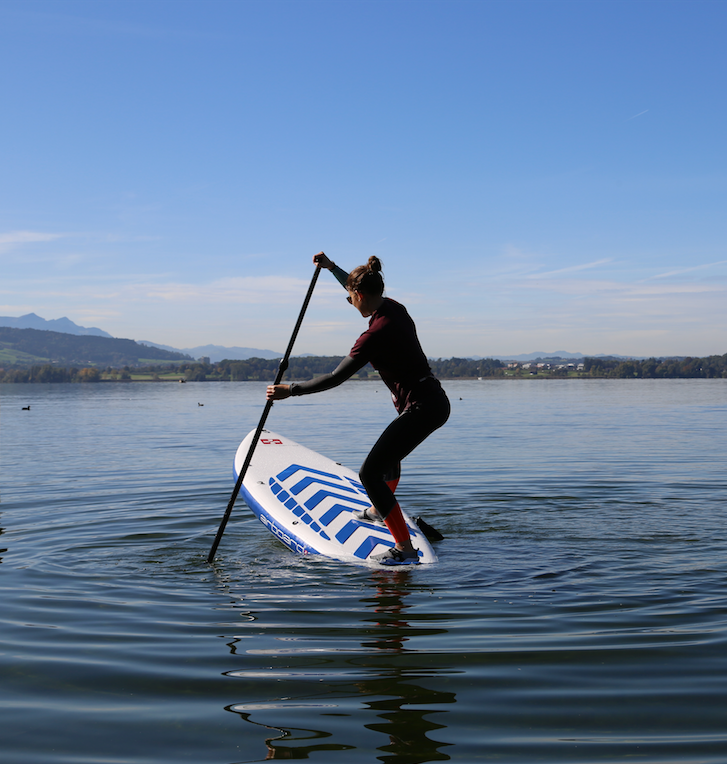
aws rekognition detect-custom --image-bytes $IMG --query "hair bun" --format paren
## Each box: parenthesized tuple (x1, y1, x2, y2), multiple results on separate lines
(347, 257, 385, 296)
(367, 256, 382, 273)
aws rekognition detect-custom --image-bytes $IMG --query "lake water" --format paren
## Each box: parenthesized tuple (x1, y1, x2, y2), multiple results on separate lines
(1, 379, 726, 763)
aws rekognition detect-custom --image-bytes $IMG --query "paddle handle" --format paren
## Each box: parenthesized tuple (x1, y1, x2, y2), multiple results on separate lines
(207, 265, 322, 563)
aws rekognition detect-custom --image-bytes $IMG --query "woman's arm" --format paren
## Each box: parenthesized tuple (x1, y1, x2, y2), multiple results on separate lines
(313, 251, 348, 289)
(330, 264, 349, 288)
(266, 355, 368, 400)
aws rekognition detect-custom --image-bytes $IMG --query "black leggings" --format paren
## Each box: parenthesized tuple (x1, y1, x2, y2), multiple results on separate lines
(359, 384, 450, 519)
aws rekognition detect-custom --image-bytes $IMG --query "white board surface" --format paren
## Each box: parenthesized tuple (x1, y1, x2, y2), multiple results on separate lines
(234, 429, 437, 565)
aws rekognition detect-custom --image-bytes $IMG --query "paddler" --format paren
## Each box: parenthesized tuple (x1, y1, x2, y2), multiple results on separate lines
(267, 252, 450, 565)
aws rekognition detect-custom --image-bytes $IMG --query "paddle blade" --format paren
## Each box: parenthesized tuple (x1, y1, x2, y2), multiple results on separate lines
(414, 516, 444, 542)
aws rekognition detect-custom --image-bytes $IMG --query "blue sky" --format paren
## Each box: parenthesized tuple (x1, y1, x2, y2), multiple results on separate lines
(1, 0, 725, 358)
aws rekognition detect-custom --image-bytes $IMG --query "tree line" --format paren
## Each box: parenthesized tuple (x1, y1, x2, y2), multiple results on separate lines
(0, 365, 107, 383)
(0, 356, 506, 383)
(2, 354, 726, 383)
(211, 356, 506, 381)
(584, 355, 727, 378)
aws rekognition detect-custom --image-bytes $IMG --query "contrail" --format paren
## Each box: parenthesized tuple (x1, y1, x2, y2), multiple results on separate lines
(626, 109, 649, 121)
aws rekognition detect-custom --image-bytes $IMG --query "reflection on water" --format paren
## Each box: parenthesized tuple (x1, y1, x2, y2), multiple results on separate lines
(359, 571, 455, 763)
(227, 711, 353, 761)
(1, 381, 726, 764)
(225, 569, 455, 762)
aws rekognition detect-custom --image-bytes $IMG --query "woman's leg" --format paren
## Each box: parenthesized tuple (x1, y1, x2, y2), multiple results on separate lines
(359, 392, 450, 548)
(383, 463, 401, 494)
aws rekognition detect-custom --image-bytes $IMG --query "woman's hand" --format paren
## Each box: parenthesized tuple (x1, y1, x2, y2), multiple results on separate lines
(267, 384, 291, 401)
(313, 251, 335, 270)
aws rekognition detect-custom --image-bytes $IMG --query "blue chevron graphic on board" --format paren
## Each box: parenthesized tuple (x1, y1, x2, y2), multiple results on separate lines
(271, 463, 395, 559)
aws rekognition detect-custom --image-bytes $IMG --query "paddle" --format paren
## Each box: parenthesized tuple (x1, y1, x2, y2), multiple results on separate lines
(206, 264, 322, 563)
(413, 516, 445, 542)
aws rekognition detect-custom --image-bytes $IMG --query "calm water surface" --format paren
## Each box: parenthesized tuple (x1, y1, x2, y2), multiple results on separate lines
(1, 379, 726, 763)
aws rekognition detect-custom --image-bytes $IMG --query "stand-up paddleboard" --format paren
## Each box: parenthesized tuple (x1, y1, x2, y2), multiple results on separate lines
(234, 429, 437, 565)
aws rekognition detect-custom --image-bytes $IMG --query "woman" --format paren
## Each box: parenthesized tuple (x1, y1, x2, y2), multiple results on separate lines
(267, 252, 450, 565)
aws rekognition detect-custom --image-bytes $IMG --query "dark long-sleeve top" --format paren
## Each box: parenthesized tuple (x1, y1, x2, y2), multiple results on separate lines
(290, 280, 434, 413)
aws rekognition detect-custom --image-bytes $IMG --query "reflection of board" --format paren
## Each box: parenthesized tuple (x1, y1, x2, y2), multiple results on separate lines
(234, 429, 437, 565)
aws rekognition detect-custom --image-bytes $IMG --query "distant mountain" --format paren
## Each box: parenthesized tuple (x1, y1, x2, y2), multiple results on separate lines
(0, 316, 645, 365)
(494, 351, 644, 362)
(0, 313, 112, 337)
(0, 314, 283, 363)
(493, 350, 585, 362)
(0, 326, 192, 367)
(139, 341, 283, 362)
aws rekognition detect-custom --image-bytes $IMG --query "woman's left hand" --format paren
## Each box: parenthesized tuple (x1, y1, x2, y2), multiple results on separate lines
(313, 252, 335, 270)
(267, 384, 291, 401)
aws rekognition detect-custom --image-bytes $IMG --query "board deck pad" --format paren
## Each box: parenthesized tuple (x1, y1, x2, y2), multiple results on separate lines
(234, 429, 437, 565)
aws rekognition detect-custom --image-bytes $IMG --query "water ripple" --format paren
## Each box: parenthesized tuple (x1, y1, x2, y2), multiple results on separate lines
(1, 381, 726, 762)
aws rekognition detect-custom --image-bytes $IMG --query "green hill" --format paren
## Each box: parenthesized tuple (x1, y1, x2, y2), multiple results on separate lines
(0, 327, 192, 368)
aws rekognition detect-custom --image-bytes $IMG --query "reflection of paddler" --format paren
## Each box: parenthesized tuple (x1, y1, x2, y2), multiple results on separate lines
(268, 252, 450, 565)
(357, 569, 456, 758)
(361, 569, 414, 651)
(226, 708, 354, 760)
(225, 570, 454, 761)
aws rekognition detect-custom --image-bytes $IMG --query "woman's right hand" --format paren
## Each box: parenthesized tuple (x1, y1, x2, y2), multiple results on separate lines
(267, 384, 291, 401)
(313, 251, 334, 270)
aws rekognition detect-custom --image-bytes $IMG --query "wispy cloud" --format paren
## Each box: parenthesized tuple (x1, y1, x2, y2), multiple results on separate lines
(5, 255, 724, 357)
(527, 259, 612, 279)
(142, 276, 342, 305)
(650, 259, 727, 280)
(518, 276, 724, 298)
(0, 230, 66, 253)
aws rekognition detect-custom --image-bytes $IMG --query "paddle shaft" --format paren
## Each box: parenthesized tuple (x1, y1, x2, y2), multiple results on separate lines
(206, 264, 322, 563)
